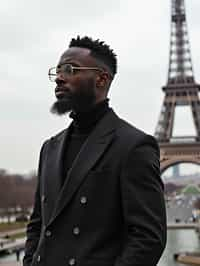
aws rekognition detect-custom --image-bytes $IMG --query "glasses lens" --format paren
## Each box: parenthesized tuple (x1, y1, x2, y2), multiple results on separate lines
(62, 64, 73, 75)
(48, 67, 57, 82)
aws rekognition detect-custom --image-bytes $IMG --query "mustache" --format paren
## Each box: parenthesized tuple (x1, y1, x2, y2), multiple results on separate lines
(55, 86, 72, 100)
(55, 86, 71, 93)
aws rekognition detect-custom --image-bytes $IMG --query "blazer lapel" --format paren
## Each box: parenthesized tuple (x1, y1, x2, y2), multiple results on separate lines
(43, 125, 72, 224)
(48, 109, 118, 225)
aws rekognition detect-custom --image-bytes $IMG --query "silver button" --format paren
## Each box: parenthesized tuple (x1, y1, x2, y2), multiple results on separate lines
(68, 258, 76, 265)
(73, 227, 80, 235)
(37, 255, 41, 262)
(80, 196, 87, 204)
(45, 230, 52, 237)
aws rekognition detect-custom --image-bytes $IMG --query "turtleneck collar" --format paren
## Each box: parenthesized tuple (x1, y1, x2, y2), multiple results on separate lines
(69, 99, 110, 133)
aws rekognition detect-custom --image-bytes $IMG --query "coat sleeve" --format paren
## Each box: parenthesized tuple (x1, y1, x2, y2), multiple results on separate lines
(115, 135, 167, 266)
(23, 142, 47, 266)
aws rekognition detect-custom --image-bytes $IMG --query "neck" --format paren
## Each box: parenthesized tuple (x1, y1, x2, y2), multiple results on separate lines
(69, 99, 110, 133)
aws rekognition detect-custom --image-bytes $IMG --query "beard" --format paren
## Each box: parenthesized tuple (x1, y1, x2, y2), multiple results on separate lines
(50, 96, 72, 115)
(50, 82, 96, 115)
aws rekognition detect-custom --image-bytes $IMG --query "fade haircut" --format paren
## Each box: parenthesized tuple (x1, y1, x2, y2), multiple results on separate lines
(69, 36, 117, 78)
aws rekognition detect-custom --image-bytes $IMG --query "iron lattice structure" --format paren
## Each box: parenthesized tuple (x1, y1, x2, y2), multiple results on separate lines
(155, 0, 200, 143)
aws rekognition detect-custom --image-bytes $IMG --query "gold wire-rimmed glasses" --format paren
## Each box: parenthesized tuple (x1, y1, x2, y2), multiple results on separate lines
(48, 63, 104, 82)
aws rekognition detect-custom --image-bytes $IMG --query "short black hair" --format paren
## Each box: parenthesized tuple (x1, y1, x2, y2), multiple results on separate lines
(69, 36, 117, 77)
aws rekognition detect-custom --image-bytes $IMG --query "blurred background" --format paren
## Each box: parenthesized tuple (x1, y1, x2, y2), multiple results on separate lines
(1, 0, 200, 265)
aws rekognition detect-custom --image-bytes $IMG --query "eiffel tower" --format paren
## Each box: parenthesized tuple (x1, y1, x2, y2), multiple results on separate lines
(155, 0, 200, 172)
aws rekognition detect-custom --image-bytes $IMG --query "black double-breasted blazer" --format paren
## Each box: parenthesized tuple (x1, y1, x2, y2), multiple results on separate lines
(23, 109, 167, 266)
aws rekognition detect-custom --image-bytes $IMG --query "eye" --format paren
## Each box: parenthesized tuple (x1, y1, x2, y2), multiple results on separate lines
(72, 68, 80, 74)
(63, 64, 73, 74)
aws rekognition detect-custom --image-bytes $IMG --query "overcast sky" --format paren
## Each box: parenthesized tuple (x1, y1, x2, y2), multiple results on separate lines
(1, 0, 200, 174)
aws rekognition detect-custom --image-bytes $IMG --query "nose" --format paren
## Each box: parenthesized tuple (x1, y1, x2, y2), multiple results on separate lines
(55, 71, 66, 85)
(56, 71, 65, 80)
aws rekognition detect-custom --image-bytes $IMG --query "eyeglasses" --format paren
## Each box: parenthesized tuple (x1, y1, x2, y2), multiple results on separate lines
(48, 63, 104, 82)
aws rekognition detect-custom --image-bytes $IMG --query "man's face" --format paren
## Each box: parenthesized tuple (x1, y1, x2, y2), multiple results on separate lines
(51, 47, 102, 115)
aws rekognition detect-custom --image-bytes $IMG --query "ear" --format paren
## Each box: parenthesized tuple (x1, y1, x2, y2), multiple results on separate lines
(96, 72, 110, 89)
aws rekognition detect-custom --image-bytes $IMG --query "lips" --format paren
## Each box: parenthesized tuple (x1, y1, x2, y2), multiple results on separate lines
(55, 87, 71, 99)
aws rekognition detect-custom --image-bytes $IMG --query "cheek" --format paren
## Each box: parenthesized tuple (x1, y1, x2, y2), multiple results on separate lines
(73, 75, 96, 90)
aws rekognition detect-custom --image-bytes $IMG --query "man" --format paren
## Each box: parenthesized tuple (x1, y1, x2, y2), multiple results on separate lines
(23, 36, 166, 266)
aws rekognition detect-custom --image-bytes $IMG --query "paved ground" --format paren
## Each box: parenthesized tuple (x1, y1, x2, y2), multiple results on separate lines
(0, 228, 26, 239)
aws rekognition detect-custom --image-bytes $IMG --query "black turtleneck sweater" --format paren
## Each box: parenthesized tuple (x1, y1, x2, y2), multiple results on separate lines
(62, 99, 110, 185)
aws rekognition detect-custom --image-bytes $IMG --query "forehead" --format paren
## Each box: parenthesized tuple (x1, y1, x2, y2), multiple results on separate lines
(58, 47, 98, 66)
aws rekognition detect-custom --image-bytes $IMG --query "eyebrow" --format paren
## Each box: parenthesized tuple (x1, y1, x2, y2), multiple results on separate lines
(58, 59, 81, 67)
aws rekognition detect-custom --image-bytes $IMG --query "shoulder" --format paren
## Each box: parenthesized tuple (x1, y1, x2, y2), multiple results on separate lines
(117, 117, 146, 138)
(40, 127, 68, 151)
(51, 128, 67, 141)
(114, 112, 158, 151)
